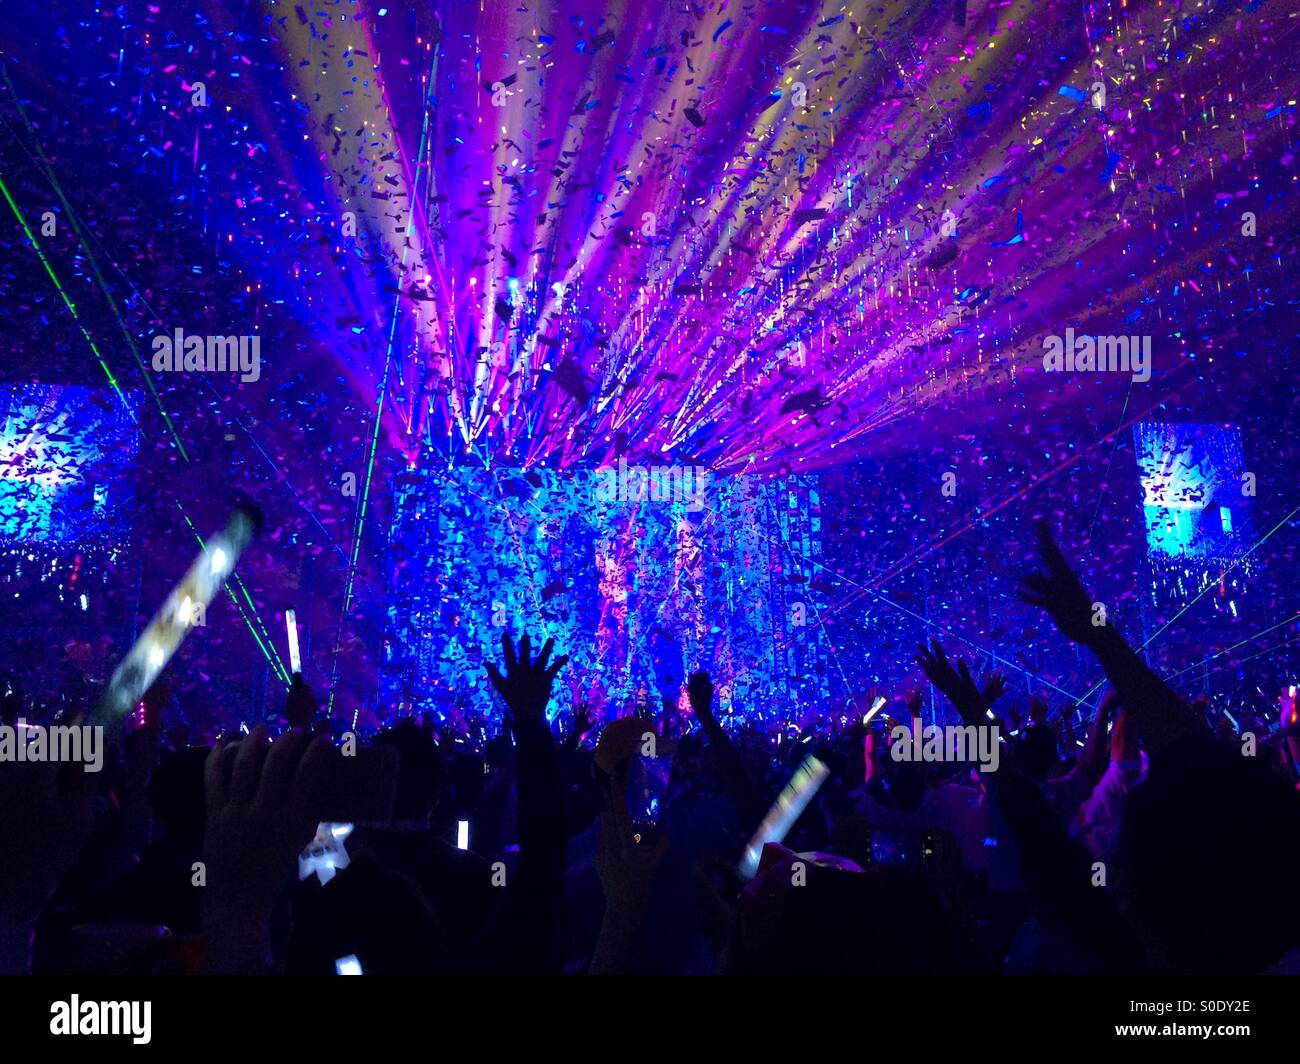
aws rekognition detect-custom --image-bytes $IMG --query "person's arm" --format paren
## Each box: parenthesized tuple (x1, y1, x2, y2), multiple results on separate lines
(1018, 522, 1207, 753)
(1048, 690, 1122, 819)
(563, 700, 593, 752)
(1077, 707, 1144, 856)
(481, 633, 569, 973)
(918, 642, 1144, 972)
(590, 763, 668, 975)
(200, 726, 334, 973)
(987, 762, 1144, 972)
(284, 672, 320, 729)
(687, 671, 756, 817)
(1280, 688, 1300, 783)
(1076, 690, 1120, 787)
(915, 640, 1005, 733)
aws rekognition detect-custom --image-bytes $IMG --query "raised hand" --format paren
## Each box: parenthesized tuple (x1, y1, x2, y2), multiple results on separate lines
(486, 632, 569, 726)
(687, 670, 716, 722)
(683, 667, 755, 813)
(563, 699, 595, 752)
(916, 640, 1004, 727)
(201, 725, 334, 972)
(590, 760, 669, 974)
(284, 672, 319, 729)
(981, 671, 1009, 710)
(1109, 705, 1139, 764)
(1018, 521, 1099, 644)
(1021, 524, 1206, 752)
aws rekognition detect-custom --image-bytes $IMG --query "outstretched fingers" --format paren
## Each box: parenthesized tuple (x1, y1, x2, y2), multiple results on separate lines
(1017, 573, 1051, 606)
(545, 653, 569, 682)
(1034, 521, 1077, 580)
(204, 740, 230, 819)
(290, 731, 337, 829)
(229, 725, 269, 805)
(259, 727, 311, 808)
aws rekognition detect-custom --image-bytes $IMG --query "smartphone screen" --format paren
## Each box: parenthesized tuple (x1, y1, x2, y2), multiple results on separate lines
(867, 827, 941, 868)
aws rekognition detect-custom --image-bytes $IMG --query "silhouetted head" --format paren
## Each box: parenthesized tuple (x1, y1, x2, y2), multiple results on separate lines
(148, 746, 209, 847)
(734, 847, 958, 975)
(375, 719, 445, 824)
(484, 735, 516, 773)
(869, 758, 926, 813)
(1017, 723, 1059, 781)
(448, 751, 485, 805)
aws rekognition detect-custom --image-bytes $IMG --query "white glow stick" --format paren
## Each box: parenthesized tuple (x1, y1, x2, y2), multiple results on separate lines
(299, 822, 354, 886)
(457, 820, 470, 850)
(738, 754, 830, 879)
(286, 609, 301, 674)
(96, 504, 260, 722)
(862, 696, 887, 725)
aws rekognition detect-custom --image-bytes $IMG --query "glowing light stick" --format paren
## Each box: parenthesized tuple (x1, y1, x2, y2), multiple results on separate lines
(862, 696, 886, 725)
(738, 754, 830, 880)
(95, 504, 261, 722)
(286, 609, 302, 674)
(457, 820, 470, 851)
(299, 822, 354, 886)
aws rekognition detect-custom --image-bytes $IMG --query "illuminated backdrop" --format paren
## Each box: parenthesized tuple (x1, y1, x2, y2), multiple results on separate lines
(0, 1, 1296, 727)
(378, 467, 831, 732)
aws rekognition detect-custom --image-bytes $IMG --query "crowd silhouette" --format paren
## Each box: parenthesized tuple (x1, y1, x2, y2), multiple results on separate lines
(1, 523, 1297, 976)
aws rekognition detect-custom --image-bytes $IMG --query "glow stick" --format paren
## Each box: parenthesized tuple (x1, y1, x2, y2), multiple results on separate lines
(335, 955, 363, 975)
(738, 754, 830, 879)
(95, 504, 260, 722)
(862, 696, 886, 725)
(299, 822, 354, 886)
(457, 820, 470, 850)
(286, 609, 301, 674)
